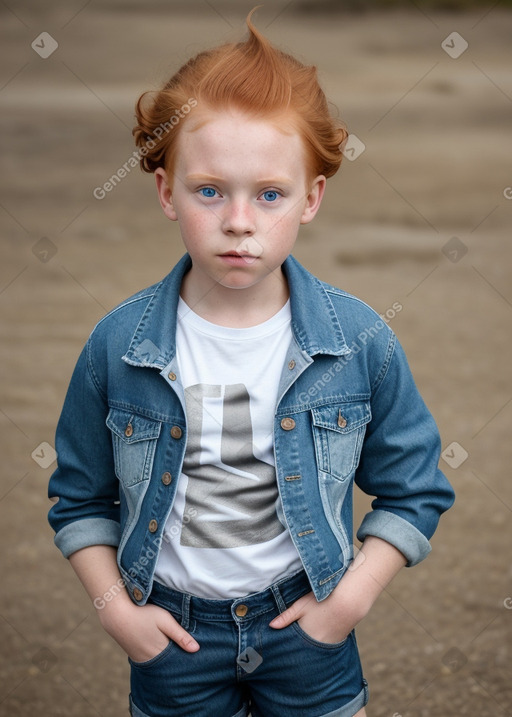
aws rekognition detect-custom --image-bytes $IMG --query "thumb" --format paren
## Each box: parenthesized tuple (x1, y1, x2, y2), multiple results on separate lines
(161, 611, 200, 653)
(269, 592, 314, 630)
(269, 606, 297, 630)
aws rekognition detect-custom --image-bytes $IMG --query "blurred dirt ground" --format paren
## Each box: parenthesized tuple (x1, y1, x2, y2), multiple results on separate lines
(1, 2, 511, 716)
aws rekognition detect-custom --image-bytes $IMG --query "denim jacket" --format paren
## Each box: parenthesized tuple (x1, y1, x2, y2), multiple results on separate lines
(48, 253, 455, 603)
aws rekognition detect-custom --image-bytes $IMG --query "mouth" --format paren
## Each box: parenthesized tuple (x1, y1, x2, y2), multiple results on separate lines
(219, 251, 258, 264)
(220, 251, 254, 258)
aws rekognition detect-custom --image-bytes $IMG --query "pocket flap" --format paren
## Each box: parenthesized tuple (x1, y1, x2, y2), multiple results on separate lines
(106, 408, 161, 443)
(311, 402, 371, 434)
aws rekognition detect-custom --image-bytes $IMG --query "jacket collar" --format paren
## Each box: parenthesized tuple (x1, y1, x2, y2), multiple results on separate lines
(283, 254, 349, 357)
(123, 253, 349, 368)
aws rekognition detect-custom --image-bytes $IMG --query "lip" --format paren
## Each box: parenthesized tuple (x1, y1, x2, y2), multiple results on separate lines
(219, 252, 258, 265)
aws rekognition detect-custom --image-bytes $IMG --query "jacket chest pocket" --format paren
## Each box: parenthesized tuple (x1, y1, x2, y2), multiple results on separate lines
(311, 401, 371, 481)
(106, 408, 161, 487)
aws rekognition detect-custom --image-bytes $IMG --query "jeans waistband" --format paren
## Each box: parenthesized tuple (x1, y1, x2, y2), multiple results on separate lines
(149, 569, 311, 622)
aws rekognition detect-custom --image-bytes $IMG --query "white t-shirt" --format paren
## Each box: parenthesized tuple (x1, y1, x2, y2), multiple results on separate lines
(154, 297, 303, 598)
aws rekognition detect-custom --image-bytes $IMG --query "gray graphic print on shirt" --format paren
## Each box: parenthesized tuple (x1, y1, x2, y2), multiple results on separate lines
(180, 383, 284, 549)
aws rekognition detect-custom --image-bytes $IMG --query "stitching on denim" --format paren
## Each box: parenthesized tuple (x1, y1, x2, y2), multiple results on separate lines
(86, 337, 108, 401)
(370, 331, 396, 395)
(181, 593, 191, 631)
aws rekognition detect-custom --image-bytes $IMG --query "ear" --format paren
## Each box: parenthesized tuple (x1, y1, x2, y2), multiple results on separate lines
(155, 167, 178, 221)
(300, 175, 326, 225)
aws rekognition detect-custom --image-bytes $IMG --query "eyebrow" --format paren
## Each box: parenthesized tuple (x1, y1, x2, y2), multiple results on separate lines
(186, 174, 224, 183)
(185, 174, 294, 185)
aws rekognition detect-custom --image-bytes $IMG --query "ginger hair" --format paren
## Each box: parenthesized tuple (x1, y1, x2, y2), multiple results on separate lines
(132, 7, 348, 182)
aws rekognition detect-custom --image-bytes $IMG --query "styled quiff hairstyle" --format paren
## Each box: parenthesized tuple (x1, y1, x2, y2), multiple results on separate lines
(133, 8, 348, 181)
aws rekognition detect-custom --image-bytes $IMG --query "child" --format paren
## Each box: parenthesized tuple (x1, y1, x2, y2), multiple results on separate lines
(48, 9, 455, 717)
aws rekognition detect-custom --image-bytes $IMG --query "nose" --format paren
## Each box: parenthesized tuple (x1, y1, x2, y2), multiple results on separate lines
(221, 198, 255, 237)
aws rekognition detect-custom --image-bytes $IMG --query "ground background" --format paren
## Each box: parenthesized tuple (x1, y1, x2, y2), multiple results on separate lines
(1, 1, 511, 715)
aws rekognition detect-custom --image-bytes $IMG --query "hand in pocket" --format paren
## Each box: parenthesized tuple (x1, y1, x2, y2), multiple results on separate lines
(269, 591, 354, 644)
(100, 600, 200, 662)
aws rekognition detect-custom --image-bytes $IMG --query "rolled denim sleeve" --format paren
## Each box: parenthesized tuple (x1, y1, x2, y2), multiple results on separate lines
(355, 333, 455, 566)
(48, 339, 120, 558)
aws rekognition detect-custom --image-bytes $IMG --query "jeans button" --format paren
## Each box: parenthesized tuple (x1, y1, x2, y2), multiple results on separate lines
(235, 604, 248, 617)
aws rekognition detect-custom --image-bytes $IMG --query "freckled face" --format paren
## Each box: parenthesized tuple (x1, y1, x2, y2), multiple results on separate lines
(156, 109, 325, 293)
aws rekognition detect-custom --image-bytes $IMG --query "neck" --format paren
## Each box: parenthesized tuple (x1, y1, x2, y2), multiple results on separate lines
(180, 265, 289, 328)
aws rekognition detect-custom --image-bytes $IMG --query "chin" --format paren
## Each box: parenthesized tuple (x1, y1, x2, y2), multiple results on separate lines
(219, 277, 260, 290)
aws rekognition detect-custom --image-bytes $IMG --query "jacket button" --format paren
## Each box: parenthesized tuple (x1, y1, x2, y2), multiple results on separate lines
(337, 410, 347, 429)
(124, 423, 133, 437)
(162, 472, 172, 485)
(288, 359, 296, 370)
(170, 426, 182, 439)
(148, 519, 158, 533)
(132, 588, 143, 601)
(168, 371, 177, 381)
(280, 417, 296, 431)
(235, 604, 248, 617)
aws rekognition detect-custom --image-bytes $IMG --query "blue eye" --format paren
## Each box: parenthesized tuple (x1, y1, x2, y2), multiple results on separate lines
(262, 190, 279, 202)
(199, 187, 217, 198)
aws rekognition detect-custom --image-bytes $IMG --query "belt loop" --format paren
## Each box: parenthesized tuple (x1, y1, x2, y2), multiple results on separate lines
(270, 584, 288, 614)
(181, 593, 191, 631)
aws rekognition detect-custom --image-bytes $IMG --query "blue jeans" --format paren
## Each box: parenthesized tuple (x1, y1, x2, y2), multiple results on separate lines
(129, 570, 369, 717)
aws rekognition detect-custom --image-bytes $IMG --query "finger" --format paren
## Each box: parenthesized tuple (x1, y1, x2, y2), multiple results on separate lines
(162, 613, 200, 652)
(269, 606, 297, 629)
(269, 592, 315, 629)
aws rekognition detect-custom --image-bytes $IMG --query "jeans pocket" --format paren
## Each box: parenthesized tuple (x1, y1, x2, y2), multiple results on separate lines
(291, 619, 350, 650)
(128, 639, 175, 669)
(128, 608, 197, 669)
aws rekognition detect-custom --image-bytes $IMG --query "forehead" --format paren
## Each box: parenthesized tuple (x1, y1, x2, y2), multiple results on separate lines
(175, 109, 308, 178)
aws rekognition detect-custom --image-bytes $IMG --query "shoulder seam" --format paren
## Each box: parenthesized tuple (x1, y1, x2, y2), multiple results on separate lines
(324, 286, 382, 317)
(371, 331, 397, 395)
(86, 337, 107, 401)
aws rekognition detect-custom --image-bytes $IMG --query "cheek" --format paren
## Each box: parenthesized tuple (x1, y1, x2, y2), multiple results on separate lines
(267, 210, 302, 239)
(179, 208, 213, 237)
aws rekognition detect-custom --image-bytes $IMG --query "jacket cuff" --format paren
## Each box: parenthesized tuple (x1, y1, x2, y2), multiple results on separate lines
(54, 518, 121, 558)
(356, 510, 431, 567)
